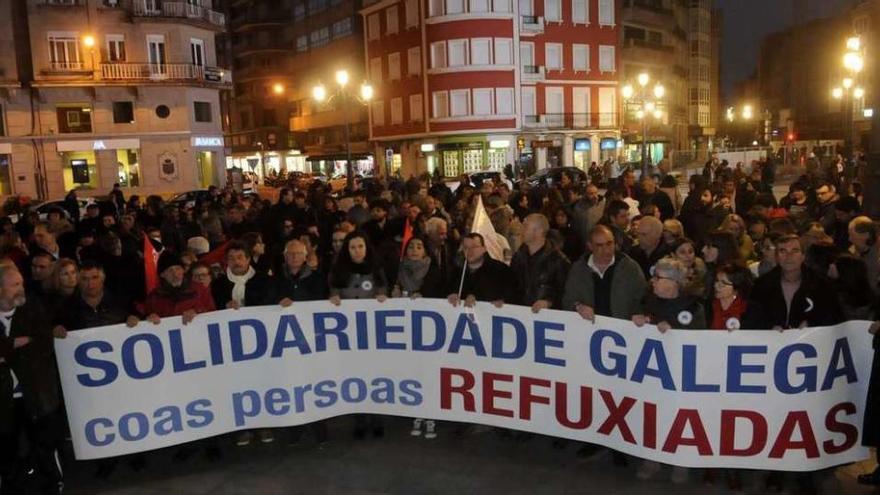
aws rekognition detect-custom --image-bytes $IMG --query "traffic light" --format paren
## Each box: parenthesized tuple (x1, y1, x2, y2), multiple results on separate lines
(787, 132, 795, 142)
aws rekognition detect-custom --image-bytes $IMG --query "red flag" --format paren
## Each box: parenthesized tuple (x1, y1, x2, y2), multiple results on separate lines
(200, 240, 231, 268)
(400, 218, 413, 259)
(144, 235, 160, 295)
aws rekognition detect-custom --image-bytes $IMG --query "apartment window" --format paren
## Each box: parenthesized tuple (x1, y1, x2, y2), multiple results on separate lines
(448, 39, 467, 67)
(372, 100, 384, 126)
(310, 27, 330, 48)
(493, 0, 511, 12)
(190, 38, 205, 67)
(193, 101, 212, 122)
(386, 6, 399, 34)
(598, 45, 615, 72)
(520, 41, 535, 67)
(450, 89, 469, 116)
(598, 0, 614, 26)
(410, 94, 423, 121)
(367, 14, 381, 40)
(598, 87, 615, 126)
(431, 41, 447, 68)
(519, 0, 532, 16)
(407, 46, 421, 75)
(573, 44, 589, 71)
(492, 38, 512, 65)
(307, 0, 327, 13)
(405, 0, 419, 27)
(370, 57, 383, 82)
(332, 18, 353, 39)
(572, 0, 587, 24)
(112, 101, 134, 124)
(522, 86, 536, 117)
(429, 0, 443, 16)
(495, 87, 514, 115)
(57, 106, 92, 133)
(106, 35, 125, 62)
(433, 91, 449, 118)
(293, 2, 305, 20)
(471, 38, 491, 65)
(545, 43, 562, 70)
(473, 88, 493, 115)
(388, 52, 401, 80)
(296, 35, 308, 52)
(446, 0, 463, 14)
(390, 97, 403, 124)
(48, 33, 81, 69)
(544, 0, 560, 22)
(470, 0, 488, 12)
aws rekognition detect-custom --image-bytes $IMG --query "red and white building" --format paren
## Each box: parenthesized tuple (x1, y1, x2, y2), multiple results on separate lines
(361, 0, 620, 177)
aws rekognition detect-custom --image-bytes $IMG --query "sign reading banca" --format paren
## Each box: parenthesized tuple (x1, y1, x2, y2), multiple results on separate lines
(55, 299, 873, 470)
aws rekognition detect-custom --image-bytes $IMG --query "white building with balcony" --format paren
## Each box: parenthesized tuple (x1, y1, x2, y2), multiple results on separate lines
(0, 0, 230, 199)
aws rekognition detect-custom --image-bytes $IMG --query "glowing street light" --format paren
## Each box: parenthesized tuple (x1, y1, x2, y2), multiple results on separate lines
(272, 83, 285, 95)
(653, 84, 665, 99)
(637, 73, 650, 87)
(636, 109, 645, 120)
(742, 105, 753, 120)
(82, 34, 96, 48)
(621, 84, 634, 99)
(847, 36, 861, 51)
(653, 110, 663, 120)
(645, 101, 656, 112)
(854, 87, 866, 99)
(832, 87, 844, 99)
(312, 84, 327, 102)
(360, 83, 374, 101)
(843, 77, 854, 89)
(335, 69, 349, 87)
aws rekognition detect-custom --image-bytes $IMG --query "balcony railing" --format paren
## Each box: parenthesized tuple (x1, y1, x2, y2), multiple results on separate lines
(48, 61, 86, 71)
(520, 15, 544, 32)
(132, 1, 225, 27)
(39, 0, 84, 5)
(100, 63, 230, 83)
(523, 113, 619, 130)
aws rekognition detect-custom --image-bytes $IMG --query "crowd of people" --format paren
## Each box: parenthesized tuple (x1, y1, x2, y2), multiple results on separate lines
(1, 155, 879, 495)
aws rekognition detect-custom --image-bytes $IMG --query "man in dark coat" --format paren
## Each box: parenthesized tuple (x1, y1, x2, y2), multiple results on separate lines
(510, 214, 570, 311)
(742, 234, 843, 330)
(448, 233, 516, 306)
(271, 239, 328, 305)
(211, 241, 273, 310)
(0, 263, 64, 494)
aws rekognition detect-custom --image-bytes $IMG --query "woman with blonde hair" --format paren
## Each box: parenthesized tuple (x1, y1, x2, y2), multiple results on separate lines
(719, 214, 755, 261)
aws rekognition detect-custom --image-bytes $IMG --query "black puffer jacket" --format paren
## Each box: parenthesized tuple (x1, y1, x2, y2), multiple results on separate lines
(510, 242, 570, 308)
(741, 266, 844, 330)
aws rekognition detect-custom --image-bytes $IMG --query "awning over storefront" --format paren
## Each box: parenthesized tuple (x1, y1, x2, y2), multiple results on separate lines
(56, 139, 140, 152)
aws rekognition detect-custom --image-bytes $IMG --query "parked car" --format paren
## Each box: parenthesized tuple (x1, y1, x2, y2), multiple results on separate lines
(525, 166, 587, 187)
(5, 197, 98, 224)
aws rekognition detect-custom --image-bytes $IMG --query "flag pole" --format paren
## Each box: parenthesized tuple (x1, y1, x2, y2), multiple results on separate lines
(456, 252, 467, 300)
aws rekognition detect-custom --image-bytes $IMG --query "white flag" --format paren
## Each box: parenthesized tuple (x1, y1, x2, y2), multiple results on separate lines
(471, 195, 506, 262)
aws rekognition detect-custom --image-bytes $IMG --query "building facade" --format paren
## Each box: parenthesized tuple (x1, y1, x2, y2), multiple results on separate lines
(0, 0, 230, 200)
(618, 0, 719, 163)
(224, 0, 370, 179)
(361, 0, 620, 178)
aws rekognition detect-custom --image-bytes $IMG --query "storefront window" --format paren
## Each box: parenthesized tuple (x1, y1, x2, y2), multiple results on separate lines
(0, 155, 11, 195)
(600, 138, 618, 163)
(442, 150, 459, 177)
(391, 154, 402, 174)
(62, 151, 98, 190)
(196, 151, 215, 188)
(116, 149, 140, 187)
(285, 155, 306, 172)
(573, 139, 591, 169)
(487, 149, 506, 170)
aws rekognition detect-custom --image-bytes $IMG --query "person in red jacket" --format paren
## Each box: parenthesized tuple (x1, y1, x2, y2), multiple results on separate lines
(710, 262, 753, 331)
(138, 251, 215, 324)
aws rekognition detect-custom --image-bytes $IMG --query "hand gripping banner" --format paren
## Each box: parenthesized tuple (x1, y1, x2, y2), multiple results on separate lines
(54, 299, 874, 470)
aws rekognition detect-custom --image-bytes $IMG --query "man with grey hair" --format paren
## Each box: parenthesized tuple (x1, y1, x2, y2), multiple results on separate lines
(424, 216, 456, 289)
(628, 215, 670, 279)
(0, 263, 64, 494)
(632, 257, 706, 332)
(511, 213, 570, 312)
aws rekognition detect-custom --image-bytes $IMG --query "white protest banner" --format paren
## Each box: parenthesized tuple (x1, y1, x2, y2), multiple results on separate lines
(55, 299, 874, 471)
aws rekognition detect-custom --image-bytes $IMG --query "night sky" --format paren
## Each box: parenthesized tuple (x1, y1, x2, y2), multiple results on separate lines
(717, 0, 858, 96)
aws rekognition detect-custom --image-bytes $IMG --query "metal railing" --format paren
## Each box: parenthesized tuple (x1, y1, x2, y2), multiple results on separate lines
(39, 0, 84, 5)
(48, 61, 85, 71)
(132, 1, 225, 27)
(523, 113, 619, 129)
(100, 63, 228, 82)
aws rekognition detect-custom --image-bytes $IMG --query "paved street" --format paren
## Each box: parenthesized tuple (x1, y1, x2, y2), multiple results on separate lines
(54, 417, 877, 495)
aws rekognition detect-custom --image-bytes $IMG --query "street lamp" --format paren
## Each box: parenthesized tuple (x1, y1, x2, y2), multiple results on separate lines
(82, 34, 96, 78)
(622, 72, 666, 178)
(832, 35, 866, 156)
(312, 69, 374, 190)
(272, 82, 285, 95)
